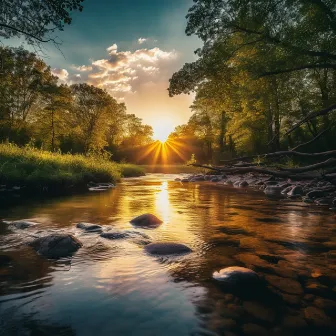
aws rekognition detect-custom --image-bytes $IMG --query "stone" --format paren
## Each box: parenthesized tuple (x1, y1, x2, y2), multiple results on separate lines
(130, 213, 163, 227)
(174, 178, 181, 181)
(144, 242, 192, 255)
(0, 254, 12, 266)
(303, 306, 332, 327)
(281, 186, 293, 195)
(239, 181, 249, 187)
(305, 280, 329, 296)
(243, 323, 268, 336)
(213, 266, 260, 285)
(181, 178, 190, 182)
(282, 315, 307, 329)
(306, 190, 326, 199)
(5, 220, 38, 229)
(282, 293, 301, 306)
(236, 254, 271, 269)
(100, 231, 130, 239)
(243, 301, 275, 323)
(264, 186, 283, 196)
(313, 297, 336, 315)
(29, 234, 82, 258)
(265, 275, 303, 295)
(287, 186, 304, 197)
(76, 222, 102, 232)
(314, 198, 332, 206)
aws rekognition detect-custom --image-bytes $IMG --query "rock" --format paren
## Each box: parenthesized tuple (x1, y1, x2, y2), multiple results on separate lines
(287, 185, 304, 197)
(282, 293, 301, 306)
(213, 266, 260, 285)
(88, 186, 110, 192)
(305, 280, 329, 296)
(314, 297, 336, 316)
(181, 178, 190, 183)
(303, 306, 332, 327)
(144, 242, 192, 255)
(76, 222, 102, 232)
(0, 254, 12, 266)
(130, 213, 163, 227)
(281, 186, 293, 195)
(243, 301, 275, 323)
(265, 181, 278, 186)
(5, 220, 38, 229)
(265, 275, 303, 295)
(282, 315, 308, 329)
(174, 178, 181, 181)
(306, 190, 327, 199)
(211, 177, 221, 182)
(264, 186, 283, 196)
(29, 234, 82, 258)
(239, 181, 249, 187)
(236, 253, 271, 269)
(243, 323, 268, 336)
(314, 197, 332, 206)
(100, 231, 130, 239)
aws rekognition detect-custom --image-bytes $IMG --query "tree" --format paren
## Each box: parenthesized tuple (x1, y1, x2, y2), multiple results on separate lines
(0, 0, 84, 48)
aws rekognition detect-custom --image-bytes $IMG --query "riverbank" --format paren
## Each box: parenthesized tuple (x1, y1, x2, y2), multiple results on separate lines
(0, 144, 144, 196)
(174, 171, 336, 209)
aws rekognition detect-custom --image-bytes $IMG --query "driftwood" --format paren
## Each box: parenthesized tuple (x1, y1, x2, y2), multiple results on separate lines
(220, 150, 336, 164)
(190, 157, 336, 182)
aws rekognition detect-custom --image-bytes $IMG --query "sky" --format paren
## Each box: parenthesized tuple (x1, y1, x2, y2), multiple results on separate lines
(10, 0, 201, 140)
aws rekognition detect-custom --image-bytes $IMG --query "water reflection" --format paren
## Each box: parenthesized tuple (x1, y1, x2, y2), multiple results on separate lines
(0, 174, 336, 335)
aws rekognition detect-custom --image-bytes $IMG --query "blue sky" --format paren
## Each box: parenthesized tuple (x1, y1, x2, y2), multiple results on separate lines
(20, 0, 201, 137)
(5, 0, 200, 137)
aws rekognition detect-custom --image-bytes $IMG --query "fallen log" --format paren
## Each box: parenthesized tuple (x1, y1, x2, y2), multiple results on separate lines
(220, 150, 336, 164)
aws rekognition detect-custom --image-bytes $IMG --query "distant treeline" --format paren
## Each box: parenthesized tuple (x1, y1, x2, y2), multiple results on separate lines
(0, 47, 154, 161)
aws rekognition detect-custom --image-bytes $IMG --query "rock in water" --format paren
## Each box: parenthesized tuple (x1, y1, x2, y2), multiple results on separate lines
(287, 185, 304, 197)
(4, 220, 38, 229)
(144, 242, 192, 255)
(130, 213, 162, 227)
(100, 231, 130, 239)
(76, 222, 102, 232)
(29, 234, 83, 259)
(264, 186, 283, 196)
(213, 266, 260, 285)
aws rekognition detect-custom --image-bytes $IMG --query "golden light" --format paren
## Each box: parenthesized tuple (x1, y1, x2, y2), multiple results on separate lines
(151, 119, 174, 143)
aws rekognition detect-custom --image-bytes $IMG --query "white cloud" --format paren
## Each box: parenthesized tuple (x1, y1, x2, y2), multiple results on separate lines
(138, 38, 147, 44)
(51, 68, 69, 81)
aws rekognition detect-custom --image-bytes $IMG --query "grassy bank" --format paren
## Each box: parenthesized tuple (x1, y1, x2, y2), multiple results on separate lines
(0, 144, 144, 193)
(141, 164, 206, 174)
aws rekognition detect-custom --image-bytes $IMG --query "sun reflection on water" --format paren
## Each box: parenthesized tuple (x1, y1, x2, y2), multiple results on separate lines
(155, 181, 171, 224)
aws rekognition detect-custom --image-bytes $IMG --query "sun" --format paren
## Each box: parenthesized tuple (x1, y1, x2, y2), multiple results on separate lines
(152, 121, 173, 143)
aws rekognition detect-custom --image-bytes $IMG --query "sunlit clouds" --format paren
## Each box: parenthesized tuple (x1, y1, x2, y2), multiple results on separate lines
(51, 41, 194, 131)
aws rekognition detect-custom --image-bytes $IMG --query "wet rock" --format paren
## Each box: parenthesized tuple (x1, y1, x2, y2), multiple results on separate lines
(265, 275, 303, 295)
(303, 306, 332, 327)
(4, 220, 38, 229)
(305, 280, 329, 296)
(29, 234, 83, 258)
(213, 266, 261, 285)
(218, 303, 245, 319)
(100, 231, 130, 239)
(264, 186, 283, 196)
(243, 301, 275, 323)
(306, 190, 327, 199)
(211, 177, 221, 182)
(314, 197, 332, 206)
(236, 253, 271, 269)
(287, 186, 304, 197)
(181, 178, 190, 182)
(265, 181, 278, 186)
(282, 293, 301, 306)
(314, 297, 336, 316)
(76, 222, 102, 232)
(174, 178, 181, 181)
(243, 323, 268, 336)
(144, 242, 192, 255)
(130, 213, 163, 227)
(0, 254, 12, 266)
(239, 181, 249, 187)
(282, 315, 308, 329)
(281, 186, 293, 195)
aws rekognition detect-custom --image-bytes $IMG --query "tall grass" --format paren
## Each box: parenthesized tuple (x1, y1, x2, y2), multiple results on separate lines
(0, 143, 144, 192)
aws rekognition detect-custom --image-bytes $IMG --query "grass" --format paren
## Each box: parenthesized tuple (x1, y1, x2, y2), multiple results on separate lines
(0, 143, 144, 193)
(140, 164, 207, 174)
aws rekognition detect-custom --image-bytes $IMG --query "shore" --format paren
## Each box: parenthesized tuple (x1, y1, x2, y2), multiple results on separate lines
(174, 171, 336, 210)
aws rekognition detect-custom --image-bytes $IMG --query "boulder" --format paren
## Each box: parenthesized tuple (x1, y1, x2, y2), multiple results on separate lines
(213, 266, 260, 285)
(100, 230, 149, 240)
(306, 190, 327, 199)
(174, 178, 181, 182)
(144, 242, 192, 255)
(29, 234, 83, 258)
(0, 254, 12, 266)
(130, 213, 163, 227)
(76, 222, 102, 232)
(181, 178, 190, 183)
(281, 186, 293, 195)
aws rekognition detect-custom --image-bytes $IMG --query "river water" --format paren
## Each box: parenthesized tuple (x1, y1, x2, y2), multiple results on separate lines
(0, 174, 335, 336)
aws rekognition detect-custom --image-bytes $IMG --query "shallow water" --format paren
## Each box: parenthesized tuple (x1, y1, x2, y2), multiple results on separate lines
(0, 174, 335, 336)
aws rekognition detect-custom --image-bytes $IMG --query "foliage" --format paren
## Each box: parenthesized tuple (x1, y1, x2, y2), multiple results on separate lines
(0, 0, 84, 48)
(0, 143, 144, 192)
(169, 0, 336, 163)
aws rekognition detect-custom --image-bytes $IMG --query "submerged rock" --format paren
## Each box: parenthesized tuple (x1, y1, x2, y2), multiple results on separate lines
(100, 231, 129, 239)
(29, 234, 83, 258)
(213, 266, 260, 285)
(306, 190, 327, 199)
(264, 186, 283, 196)
(4, 220, 38, 229)
(130, 213, 163, 227)
(76, 222, 102, 232)
(144, 242, 192, 255)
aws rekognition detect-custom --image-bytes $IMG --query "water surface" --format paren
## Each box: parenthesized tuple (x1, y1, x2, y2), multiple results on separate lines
(0, 174, 335, 335)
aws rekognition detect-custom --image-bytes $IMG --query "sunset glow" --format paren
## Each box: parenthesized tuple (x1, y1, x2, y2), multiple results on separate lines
(151, 119, 174, 143)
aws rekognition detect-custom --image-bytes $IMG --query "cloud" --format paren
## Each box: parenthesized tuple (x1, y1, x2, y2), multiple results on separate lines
(51, 68, 69, 81)
(138, 38, 147, 44)
(57, 43, 193, 131)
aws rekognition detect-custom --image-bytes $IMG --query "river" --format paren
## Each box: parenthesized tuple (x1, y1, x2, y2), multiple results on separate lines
(0, 174, 335, 336)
